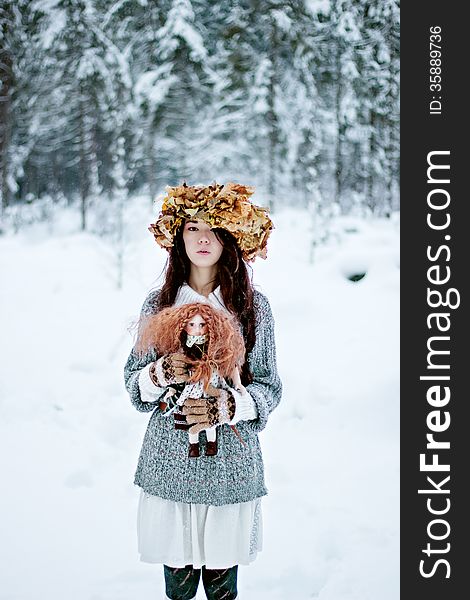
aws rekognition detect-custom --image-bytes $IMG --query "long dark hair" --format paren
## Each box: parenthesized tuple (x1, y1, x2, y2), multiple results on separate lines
(157, 224, 256, 385)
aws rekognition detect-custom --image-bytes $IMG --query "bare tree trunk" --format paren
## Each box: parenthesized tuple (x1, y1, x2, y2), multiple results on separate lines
(0, 14, 13, 217)
(79, 93, 89, 230)
(147, 150, 157, 204)
(112, 132, 127, 290)
(145, 114, 158, 203)
(88, 115, 101, 200)
(385, 29, 399, 217)
(266, 14, 279, 212)
(367, 109, 376, 213)
(385, 122, 393, 217)
(334, 44, 343, 209)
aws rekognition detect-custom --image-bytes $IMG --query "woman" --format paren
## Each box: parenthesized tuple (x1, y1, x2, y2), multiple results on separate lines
(124, 182, 282, 600)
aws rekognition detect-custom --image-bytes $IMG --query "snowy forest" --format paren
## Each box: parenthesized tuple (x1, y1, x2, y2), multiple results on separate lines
(1, 3, 400, 598)
(0, 0, 399, 231)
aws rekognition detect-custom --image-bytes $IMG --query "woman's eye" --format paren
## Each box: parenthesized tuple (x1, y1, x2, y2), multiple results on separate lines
(187, 226, 198, 231)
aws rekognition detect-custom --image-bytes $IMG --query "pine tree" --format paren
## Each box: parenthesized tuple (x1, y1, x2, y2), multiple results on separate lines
(0, 0, 47, 214)
(355, 0, 400, 215)
(0, 1, 14, 215)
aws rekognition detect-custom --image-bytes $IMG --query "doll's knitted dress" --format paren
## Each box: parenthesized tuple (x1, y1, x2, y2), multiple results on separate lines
(124, 283, 282, 568)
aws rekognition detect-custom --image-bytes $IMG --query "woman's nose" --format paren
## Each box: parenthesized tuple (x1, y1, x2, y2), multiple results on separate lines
(198, 232, 210, 243)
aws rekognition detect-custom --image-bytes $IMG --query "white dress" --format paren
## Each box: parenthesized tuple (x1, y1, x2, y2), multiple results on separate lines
(137, 492, 263, 568)
(136, 283, 263, 568)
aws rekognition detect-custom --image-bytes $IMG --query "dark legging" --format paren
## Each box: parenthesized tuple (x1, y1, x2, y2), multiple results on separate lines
(164, 564, 238, 600)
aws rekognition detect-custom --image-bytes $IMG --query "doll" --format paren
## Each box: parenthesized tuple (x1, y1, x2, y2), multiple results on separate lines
(136, 302, 246, 457)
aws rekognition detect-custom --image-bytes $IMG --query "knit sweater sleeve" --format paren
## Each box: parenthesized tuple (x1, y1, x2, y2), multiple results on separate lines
(124, 289, 167, 413)
(245, 291, 282, 432)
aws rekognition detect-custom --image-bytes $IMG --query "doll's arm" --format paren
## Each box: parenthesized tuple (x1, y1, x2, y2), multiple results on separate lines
(230, 366, 243, 390)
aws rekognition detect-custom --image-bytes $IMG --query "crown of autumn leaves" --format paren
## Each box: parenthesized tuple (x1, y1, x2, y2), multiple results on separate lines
(148, 182, 274, 262)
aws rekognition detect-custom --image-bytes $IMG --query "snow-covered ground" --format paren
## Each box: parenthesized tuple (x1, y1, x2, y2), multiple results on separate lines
(0, 198, 399, 600)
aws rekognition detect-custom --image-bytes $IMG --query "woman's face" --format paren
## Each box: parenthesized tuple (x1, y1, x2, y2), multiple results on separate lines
(182, 220, 223, 268)
(185, 313, 208, 336)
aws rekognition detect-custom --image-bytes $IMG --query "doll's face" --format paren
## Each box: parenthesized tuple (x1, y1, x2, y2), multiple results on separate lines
(185, 314, 208, 336)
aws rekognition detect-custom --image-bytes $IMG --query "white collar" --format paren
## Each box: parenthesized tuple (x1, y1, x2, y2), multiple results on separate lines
(174, 282, 229, 314)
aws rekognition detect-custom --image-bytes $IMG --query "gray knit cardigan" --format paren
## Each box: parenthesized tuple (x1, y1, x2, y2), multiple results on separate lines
(124, 288, 282, 506)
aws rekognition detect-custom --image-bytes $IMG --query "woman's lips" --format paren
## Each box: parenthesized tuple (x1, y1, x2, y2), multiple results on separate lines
(197, 250, 210, 254)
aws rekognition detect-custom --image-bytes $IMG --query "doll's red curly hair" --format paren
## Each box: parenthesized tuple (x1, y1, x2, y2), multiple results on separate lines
(135, 303, 245, 390)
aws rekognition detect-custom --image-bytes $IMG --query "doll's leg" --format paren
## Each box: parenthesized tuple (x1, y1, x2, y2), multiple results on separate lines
(205, 427, 217, 456)
(206, 427, 216, 442)
(188, 432, 200, 458)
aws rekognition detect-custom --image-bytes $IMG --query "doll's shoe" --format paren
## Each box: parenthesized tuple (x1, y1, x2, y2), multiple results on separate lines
(205, 441, 217, 456)
(189, 443, 200, 458)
